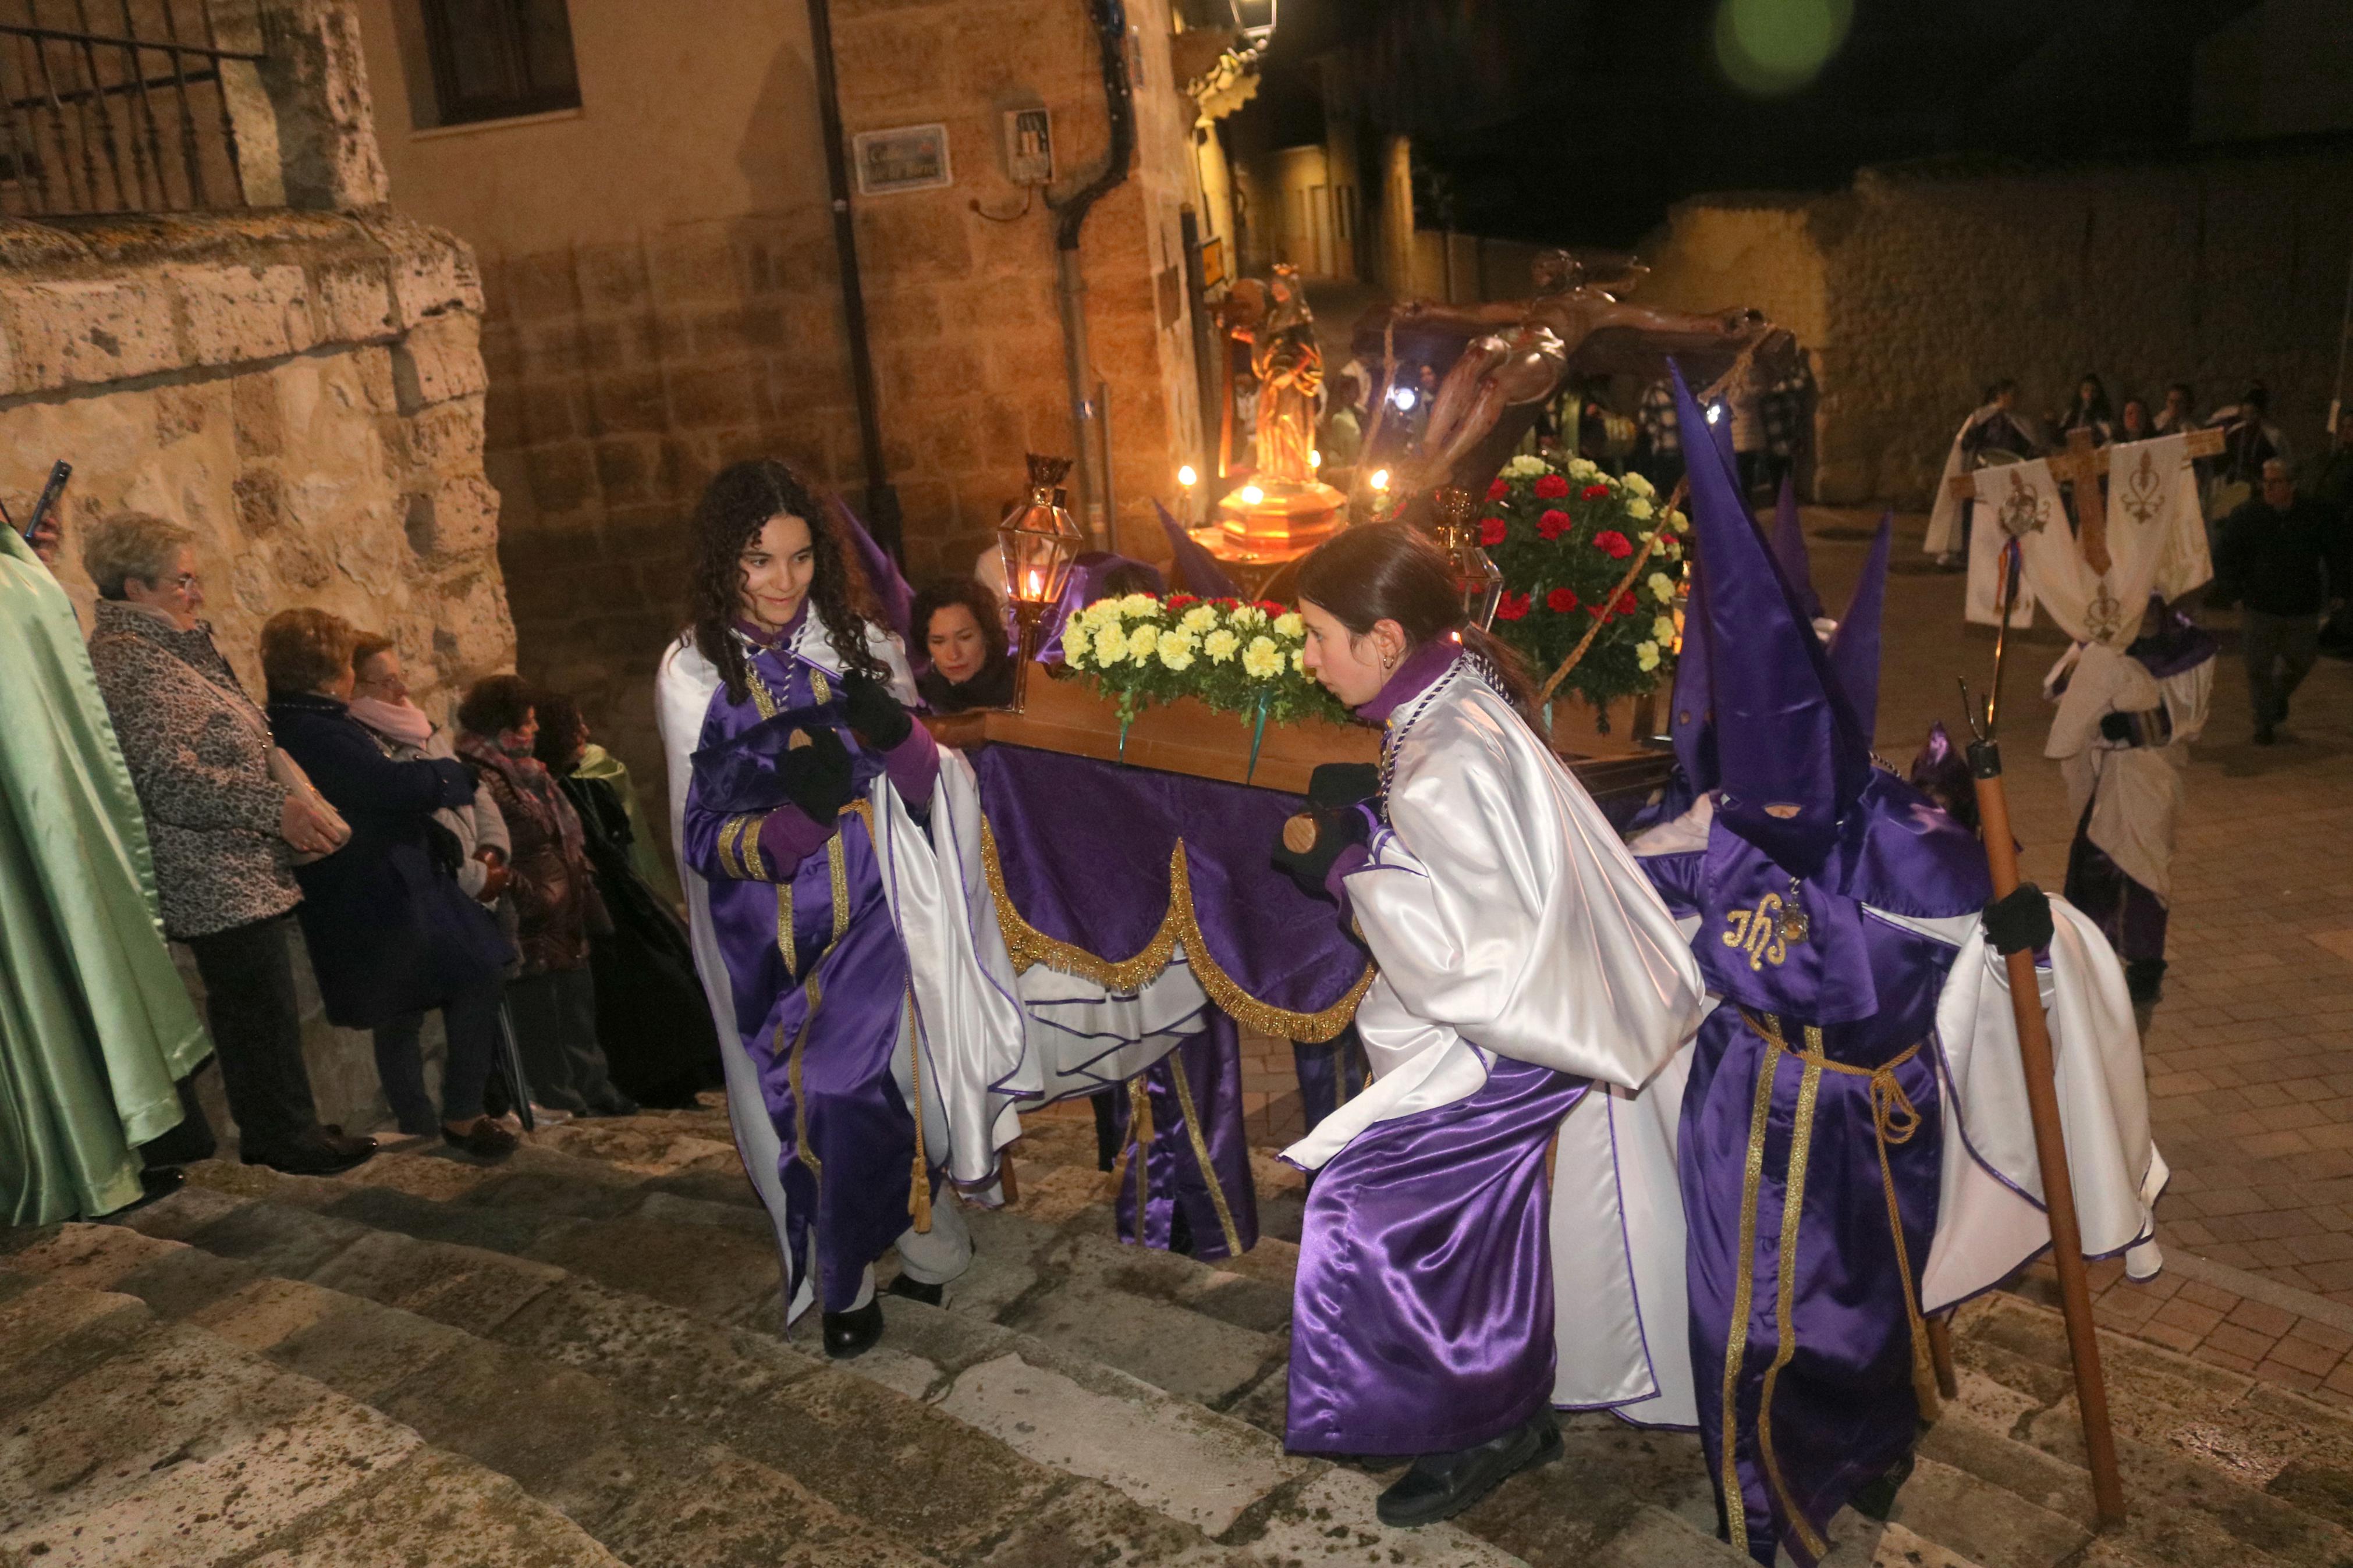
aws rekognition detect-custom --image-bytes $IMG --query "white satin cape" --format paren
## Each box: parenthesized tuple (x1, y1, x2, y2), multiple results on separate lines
(2043, 640, 2212, 899)
(655, 617, 1035, 1315)
(1603, 799, 2166, 1428)
(1280, 662, 1707, 1416)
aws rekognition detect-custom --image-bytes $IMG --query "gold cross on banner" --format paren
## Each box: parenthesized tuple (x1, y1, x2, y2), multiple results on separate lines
(1946, 426, 2223, 574)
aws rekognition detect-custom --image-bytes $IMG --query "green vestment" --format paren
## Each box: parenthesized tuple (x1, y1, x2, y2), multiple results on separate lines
(0, 526, 210, 1222)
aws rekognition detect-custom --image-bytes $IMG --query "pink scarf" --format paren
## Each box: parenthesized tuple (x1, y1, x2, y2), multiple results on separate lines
(350, 695, 435, 749)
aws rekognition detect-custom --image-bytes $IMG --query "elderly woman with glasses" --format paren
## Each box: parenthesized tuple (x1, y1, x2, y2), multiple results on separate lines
(81, 513, 373, 1176)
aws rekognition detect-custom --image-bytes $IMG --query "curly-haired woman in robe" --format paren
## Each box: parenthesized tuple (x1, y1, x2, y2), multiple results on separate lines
(654, 459, 1030, 1359)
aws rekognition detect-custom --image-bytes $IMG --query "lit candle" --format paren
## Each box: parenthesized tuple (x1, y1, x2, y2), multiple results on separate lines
(1369, 468, 1390, 492)
(1238, 483, 1265, 506)
(1178, 464, 1198, 489)
(1309, 449, 1321, 468)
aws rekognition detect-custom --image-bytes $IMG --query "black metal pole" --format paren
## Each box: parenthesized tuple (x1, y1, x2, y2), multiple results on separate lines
(804, 0, 902, 559)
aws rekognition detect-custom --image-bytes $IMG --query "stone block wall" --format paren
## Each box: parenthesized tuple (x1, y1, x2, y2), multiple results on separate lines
(1637, 139, 2353, 507)
(1, 208, 510, 1138)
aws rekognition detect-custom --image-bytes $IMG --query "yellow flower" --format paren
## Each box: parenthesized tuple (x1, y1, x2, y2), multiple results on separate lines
(1291, 648, 1306, 674)
(1636, 640, 1660, 672)
(1127, 624, 1159, 661)
(1566, 457, 1601, 481)
(1203, 628, 1240, 663)
(1091, 624, 1128, 666)
(1648, 570, 1675, 603)
(1179, 604, 1218, 635)
(1624, 471, 1656, 499)
(1087, 597, 1124, 622)
(1066, 632, 1090, 670)
(1273, 611, 1305, 638)
(1241, 635, 1282, 678)
(1626, 497, 1653, 521)
(1653, 614, 1676, 643)
(1667, 509, 1689, 534)
(1118, 592, 1159, 618)
(1156, 629, 1198, 671)
(1230, 604, 1269, 630)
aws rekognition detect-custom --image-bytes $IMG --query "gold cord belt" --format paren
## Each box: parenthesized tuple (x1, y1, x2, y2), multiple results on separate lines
(1723, 1011, 1940, 1560)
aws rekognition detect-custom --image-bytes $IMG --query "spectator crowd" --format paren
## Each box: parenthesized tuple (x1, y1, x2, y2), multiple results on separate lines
(8, 504, 718, 1224)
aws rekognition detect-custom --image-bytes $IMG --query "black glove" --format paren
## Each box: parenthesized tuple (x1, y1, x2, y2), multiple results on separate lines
(1982, 883, 2053, 956)
(421, 817, 466, 880)
(776, 728, 857, 822)
(841, 671, 913, 751)
(1270, 805, 1371, 897)
(1307, 762, 1381, 810)
(2098, 711, 2135, 744)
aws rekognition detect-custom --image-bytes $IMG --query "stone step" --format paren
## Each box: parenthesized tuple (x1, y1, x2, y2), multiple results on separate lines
(1926, 1289, 2353, 1567)
(41, 1191, 1540, 1568)
(0, 1263, 629, 1568)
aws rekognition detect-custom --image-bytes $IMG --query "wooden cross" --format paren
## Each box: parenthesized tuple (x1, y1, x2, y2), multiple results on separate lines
(1946, 426, 2224, 574)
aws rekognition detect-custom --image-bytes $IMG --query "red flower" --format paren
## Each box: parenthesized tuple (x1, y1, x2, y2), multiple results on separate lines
(1495, 590, 1531, 622)
(1478, 515, 1507, 547)
(1581, 483, 1613, 502)
(1545, 586, 1579, 613)
(1166, 593, 1198, 609)
(1593, 529, 1633, 559)
(1538, 509, 1572, 541)
(1257, 600, 1284, 616)
(1615, 589, 1638, 615)
(1486, 478, 1510, 500)
(1532, 473, 1570, 499)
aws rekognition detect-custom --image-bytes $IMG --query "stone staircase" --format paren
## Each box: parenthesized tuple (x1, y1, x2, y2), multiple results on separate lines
(9, 1101, 2353, 1568)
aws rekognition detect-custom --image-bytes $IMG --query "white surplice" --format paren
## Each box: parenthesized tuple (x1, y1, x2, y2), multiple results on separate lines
(1605, 800, 2166, 1427)
(655, 617, 1035, 1316)
(1282, 660, 1706, 1414)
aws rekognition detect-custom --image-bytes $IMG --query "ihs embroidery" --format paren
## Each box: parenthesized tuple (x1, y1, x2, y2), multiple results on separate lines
(1722, 884, 1809, 972)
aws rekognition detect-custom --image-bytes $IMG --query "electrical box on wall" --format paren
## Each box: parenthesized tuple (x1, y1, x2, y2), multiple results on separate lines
(1004, 108, 1053, 186)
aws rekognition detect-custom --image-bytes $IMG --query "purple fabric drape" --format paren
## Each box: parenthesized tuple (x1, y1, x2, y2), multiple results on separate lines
(1040, 553, 1166, 663)
(1287, 1054, 1588, 1456)
(2064, 803, 2169, 966)
(1155, 499, 1244, 598)
(973, 744, 1371, 1018)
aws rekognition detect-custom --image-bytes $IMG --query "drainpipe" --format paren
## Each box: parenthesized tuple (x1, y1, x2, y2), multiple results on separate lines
(806, 0, 902, 558)
(1048, 0, 1134, 550)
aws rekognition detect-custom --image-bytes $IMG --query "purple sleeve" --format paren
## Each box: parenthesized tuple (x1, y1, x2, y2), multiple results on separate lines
(880, 720, 939, 808)
(755, 805, 836, 880)
(1323, 842, 1373, 918)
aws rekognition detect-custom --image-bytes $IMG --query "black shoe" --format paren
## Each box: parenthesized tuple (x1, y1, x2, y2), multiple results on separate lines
(119, 1166, 186, 1214)
(245, 1128, 376, 1176)
(441, 1117, 521, 1159)
(885, 1274, 944, 1307)
(824, 1298, 885, 1360)
(1375, 1412, 1562, 1528)
(1850, 1451, 1915, 1521)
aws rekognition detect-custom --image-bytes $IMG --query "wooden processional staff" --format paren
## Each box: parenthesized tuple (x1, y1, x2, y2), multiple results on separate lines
(1957, 542, 2127, 1530)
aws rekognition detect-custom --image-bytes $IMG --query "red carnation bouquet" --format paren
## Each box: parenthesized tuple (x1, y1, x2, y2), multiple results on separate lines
(1477, 454, 1687, 726)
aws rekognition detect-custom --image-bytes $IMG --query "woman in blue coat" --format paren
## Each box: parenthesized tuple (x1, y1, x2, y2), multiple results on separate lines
(261, 609, 517, 1158)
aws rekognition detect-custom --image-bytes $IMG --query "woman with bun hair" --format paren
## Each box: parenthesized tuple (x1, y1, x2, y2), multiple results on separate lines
(1269, 522, 1702, 1526)
(654, 458, 1030, 1361)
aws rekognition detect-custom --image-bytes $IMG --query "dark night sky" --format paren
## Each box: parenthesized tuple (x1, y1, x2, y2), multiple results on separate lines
(1236, 0, 2272, 250)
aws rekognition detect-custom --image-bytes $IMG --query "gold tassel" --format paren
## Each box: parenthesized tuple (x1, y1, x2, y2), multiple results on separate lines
(1108, 1075, 1154, 1203)
(906, 990, 932, 1233)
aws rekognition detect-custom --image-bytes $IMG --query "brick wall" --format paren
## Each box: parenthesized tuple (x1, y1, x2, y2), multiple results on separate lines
(1637, 138, 2353, 507)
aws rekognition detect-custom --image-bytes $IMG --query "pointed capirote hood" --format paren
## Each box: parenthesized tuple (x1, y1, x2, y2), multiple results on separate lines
(1824, 512, 1893, 746)
(1663, 365, 1747, 795)
(1769, 477, 1823, 623)
(1671, 362, 1871, 878)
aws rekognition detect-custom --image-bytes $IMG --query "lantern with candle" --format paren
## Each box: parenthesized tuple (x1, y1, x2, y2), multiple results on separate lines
(1431, 485, 1506, 631)
(997, 453, 1086, 711)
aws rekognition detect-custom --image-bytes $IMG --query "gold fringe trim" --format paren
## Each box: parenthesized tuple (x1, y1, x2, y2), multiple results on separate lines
(978, 816, 1373, 1043)
(1719, 1031, 1781, 1559)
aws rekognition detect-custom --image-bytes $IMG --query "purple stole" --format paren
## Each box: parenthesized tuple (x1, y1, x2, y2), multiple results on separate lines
(686, 638, 922, 1314)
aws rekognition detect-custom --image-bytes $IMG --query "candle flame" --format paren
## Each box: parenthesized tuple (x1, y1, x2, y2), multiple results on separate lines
(1369, 468, 1390, 490)
(1177, 464, 1198, 488)
(1238, 483, 1265, 506)
(1309, 449, 1321, 468)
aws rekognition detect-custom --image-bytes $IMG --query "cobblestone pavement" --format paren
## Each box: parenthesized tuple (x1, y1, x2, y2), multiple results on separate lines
(1234, 503, 2353, 1403)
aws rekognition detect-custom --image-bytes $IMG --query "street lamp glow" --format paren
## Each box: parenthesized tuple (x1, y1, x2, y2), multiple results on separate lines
(1705, 401, 1724, 425)
(1177, 464, 1198, 489)
(1238, 483, 1265, 505)
(1389, 385, 1417, 412)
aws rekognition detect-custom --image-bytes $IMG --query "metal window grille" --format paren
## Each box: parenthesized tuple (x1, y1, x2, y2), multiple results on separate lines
(0, 0, 258, 217)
